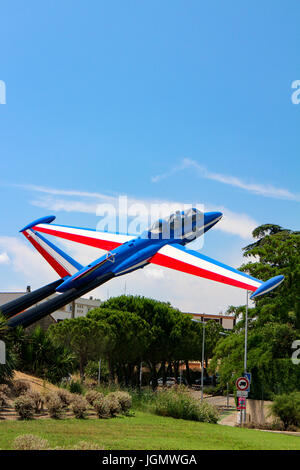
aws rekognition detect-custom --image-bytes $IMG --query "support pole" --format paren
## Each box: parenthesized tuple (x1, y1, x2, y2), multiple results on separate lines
(201, 322, 205, 403)
(98, 358, 101, 385)
(243, 290, 249, 425)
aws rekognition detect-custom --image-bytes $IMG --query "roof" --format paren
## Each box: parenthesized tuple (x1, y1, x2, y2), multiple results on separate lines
(183, 312, 235, 320)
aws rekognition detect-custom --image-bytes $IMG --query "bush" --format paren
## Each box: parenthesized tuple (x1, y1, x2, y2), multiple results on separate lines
(72, 441, 104, 450)
(270, 392, 300, 430)
(13, 380, 30, 397)
(71, 394, 88, 419)
(154, 389, 219, 423)
(46, 393, 64, 419)
(196, 401, 219, 424)
(56, 389, 72, 407)
(14, 395, 35, 420)
(111, 391, 132, 414)
(13, 434, 49, 450)
(105, 393, 121, 417)
(85, 390, 104, 406)
(27, 391, 44, 413)
(93, 397, 110, 419)
(68, 380, 83, 395)
(0, 392, 8, 408)
(0, 384, 11, 396)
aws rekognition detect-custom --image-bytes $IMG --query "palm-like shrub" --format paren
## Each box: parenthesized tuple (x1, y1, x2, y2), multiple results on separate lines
(14, 395, 35, 420)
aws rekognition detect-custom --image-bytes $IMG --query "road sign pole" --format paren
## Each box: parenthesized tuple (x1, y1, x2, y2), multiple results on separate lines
(244, 290, 249, 374)
(243, 290, 249, 425)
(201, 322, 205, 404)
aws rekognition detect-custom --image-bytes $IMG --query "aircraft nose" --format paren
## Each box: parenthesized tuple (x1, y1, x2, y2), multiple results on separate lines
(204, 211, 223, 230)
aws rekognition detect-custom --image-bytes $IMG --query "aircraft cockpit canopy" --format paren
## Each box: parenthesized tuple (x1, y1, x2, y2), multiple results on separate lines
(148, 208, 203, 239)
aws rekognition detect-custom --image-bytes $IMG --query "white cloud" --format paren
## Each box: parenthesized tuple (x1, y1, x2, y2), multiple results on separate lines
(27, 188, 257, 239)
(0, 252, 10, 265)
(0, 236, 57, 288)
(152, 158, 300, 202)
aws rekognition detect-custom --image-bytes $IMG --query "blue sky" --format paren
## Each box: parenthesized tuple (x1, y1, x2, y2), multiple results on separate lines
(0, 1, 299, 313)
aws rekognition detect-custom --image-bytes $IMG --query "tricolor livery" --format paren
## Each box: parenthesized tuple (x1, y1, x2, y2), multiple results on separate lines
(2, 208, 284, 328)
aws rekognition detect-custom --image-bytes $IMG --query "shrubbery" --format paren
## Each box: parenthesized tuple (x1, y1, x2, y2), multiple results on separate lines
(111, 391, 132, 414)
(13, 434, 49, 450)
(93, 397, 110, 418)
(27, 391, 44, 413)
(105, 394, 121, 417)
(0, 384, 11, 397)
(85, 390, 104, 406)
(56, 389, 73, 407)
(68, 380, 83, 395)
(13, 380, 30, 397)
(45, 393, 64, 419)
(71, 394, 88, 419)
(0, 391, 8, 408)
(14, 395, 35, 420)
(72, 441, 104, 450)
(154, 388, 219, 423)
(270, 392, 300, 430)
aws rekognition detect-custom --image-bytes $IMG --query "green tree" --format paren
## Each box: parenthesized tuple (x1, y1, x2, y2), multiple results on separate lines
(49, 317, 100, 381)
(241, 224, 300, 327)
(0, 314, 17, 383)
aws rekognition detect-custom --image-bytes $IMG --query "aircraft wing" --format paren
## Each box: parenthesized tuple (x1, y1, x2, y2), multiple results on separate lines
(21, 215, 134, 251)
(149, 243, 284, 297)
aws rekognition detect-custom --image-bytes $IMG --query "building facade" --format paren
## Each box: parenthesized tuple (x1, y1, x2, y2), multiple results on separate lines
(0, 287, 101, 329)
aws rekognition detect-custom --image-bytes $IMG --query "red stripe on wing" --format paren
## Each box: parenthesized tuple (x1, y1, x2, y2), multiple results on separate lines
(150, 252, 257, 292)
(23, 231, 70, 278)
(33, 226, 121, 251)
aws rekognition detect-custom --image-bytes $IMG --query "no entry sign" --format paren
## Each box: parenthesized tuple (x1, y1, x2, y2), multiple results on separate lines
(236, 376, 250, 391)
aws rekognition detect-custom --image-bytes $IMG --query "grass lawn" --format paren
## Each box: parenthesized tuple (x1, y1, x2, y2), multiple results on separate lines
(0, 411, 299, 450)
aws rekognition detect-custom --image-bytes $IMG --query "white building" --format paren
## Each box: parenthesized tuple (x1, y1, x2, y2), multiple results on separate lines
(0, 286, 101, 328)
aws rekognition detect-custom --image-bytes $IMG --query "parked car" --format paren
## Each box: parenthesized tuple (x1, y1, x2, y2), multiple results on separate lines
(177, 376, 188, 385)
(150, 377, 176, 387)
(194, 376, 213, 386)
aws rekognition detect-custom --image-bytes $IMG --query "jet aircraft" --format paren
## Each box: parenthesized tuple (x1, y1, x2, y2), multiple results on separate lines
(2, 208, 284, 328)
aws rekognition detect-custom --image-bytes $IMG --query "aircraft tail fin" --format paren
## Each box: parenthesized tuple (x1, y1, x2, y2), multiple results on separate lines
(21, 216, 83, 278)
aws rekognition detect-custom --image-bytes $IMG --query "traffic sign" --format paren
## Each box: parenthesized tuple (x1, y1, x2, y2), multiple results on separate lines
(236, 376, 250, 391)
(237, 390, 248, 397)
(237, 397, 246, 410)
(243, 372, 251, 384)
